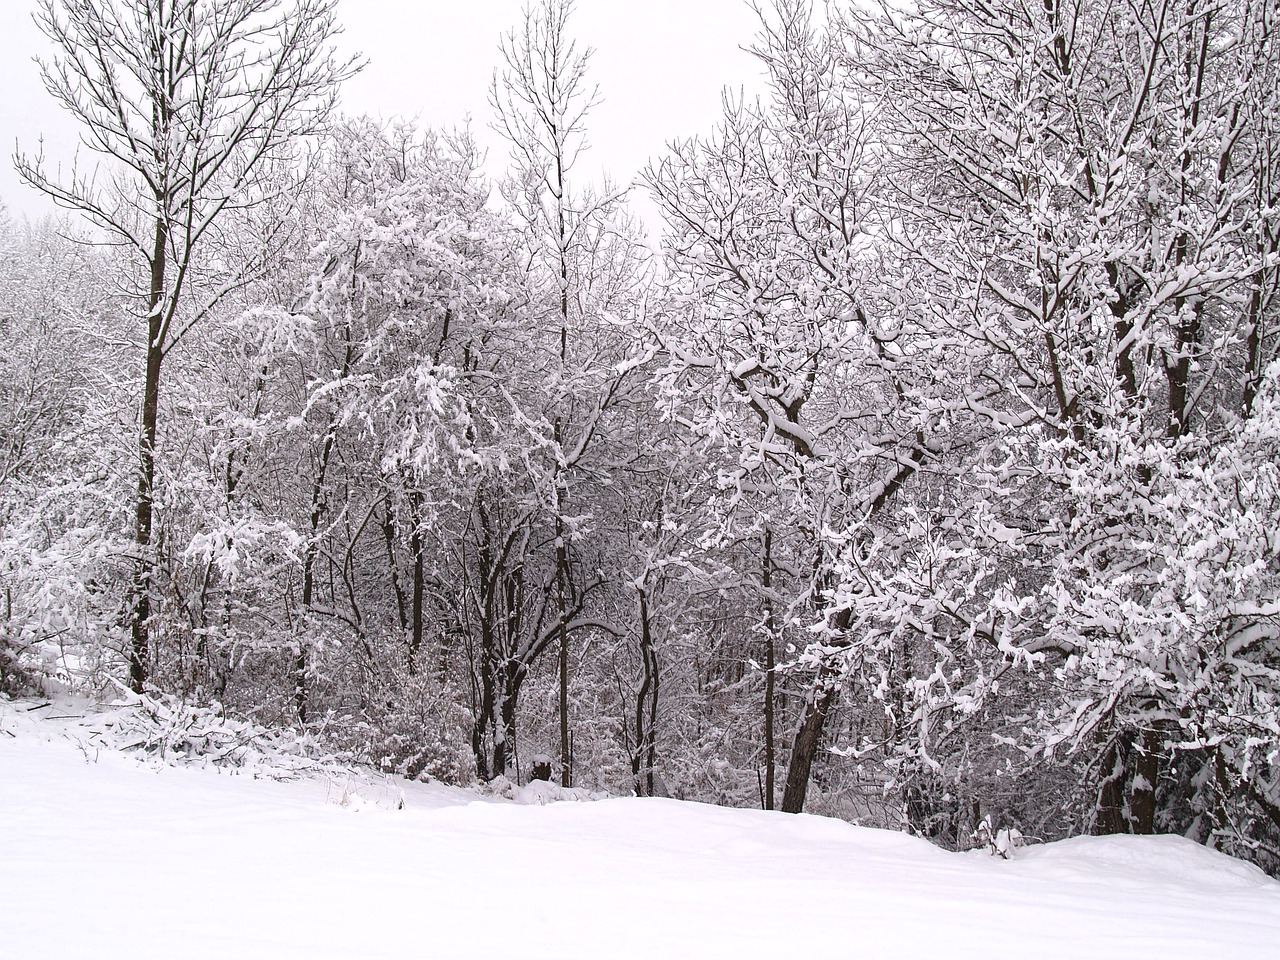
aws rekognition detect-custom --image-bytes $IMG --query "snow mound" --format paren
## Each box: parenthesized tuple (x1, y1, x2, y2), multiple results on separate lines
(487, 773, 610, 805)
(1017, 832, 1277, 891)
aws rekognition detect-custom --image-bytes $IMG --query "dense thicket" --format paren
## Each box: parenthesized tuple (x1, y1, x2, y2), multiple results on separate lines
(3, 0, 1276, 873)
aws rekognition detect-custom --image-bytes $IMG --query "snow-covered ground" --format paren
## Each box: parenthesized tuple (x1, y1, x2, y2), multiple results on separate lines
(3, 696, 1278, 959)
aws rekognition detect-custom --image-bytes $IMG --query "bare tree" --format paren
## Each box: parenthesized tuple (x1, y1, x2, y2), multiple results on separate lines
(15, 0, 358, 692)
(490, 0, 637, 786)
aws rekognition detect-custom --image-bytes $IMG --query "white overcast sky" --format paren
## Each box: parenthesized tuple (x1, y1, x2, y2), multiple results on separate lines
(0, 0, 766, 228)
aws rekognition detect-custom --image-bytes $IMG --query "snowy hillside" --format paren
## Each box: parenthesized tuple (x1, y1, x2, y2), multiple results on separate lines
(2, 697, 1277, 959)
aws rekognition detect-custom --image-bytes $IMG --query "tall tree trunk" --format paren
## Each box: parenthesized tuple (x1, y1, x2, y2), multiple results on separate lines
(555, 129, 574, 790)
(1166, 5, 1210, 440)
(380, 502, 409, 636)
(409, 489, 425, 674)
(296, 541, 316, 724)
(762, 529, 776, 811)
(472, 617, 497, 782)
(1130, 728, 1161, 835)
(633, 583, 660, 796)
(129, 214, 168, 693)
(556, 512, 571, 788)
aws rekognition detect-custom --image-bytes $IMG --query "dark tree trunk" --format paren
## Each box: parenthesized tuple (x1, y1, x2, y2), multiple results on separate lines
(1130, 729, 1161, 835)
(472, 607, 497, 781)
(1166, 29, 1209, 441)
(555, 141, 573, 788)
(780, 671, 839, 814)
(409, 489, 425, 673)
(297, 534, 317, 724)
(1242, 281, 1265, 418)
(492, 663, 525, 779)
(762, 529, 776, 810)
(128, 214, 169, 693)
(556, 509, 571, 788)
(633, 584, 660, 796)
(380, 502, 409, 636)
(780, 603, 851, 814)
(1095, 731, 1131, 835)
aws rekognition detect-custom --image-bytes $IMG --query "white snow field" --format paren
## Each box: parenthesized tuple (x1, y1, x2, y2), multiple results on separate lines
(3, 698, 1279, 960)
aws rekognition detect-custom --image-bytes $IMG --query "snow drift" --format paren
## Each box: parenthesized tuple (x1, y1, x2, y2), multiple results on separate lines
(2, 697, 1277, 959)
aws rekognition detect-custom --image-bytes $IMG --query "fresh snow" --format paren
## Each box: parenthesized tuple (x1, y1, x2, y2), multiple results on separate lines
(2, 698, 1278, 959)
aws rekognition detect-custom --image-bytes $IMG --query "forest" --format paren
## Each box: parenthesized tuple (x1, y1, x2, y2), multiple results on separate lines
(1, 0, 1277, 875)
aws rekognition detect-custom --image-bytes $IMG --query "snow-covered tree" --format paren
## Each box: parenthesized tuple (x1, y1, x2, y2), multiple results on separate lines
(490, 0, 651, 784)
(824, 0, 1280, 851)
(647, 0, 943, 812)
(16, 0, 357, 692)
